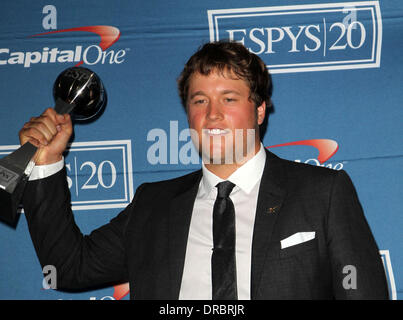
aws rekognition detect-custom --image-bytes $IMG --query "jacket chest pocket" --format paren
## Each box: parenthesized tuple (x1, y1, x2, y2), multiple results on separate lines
(279, 238, 319, 259)
(264, 237, 319, 261)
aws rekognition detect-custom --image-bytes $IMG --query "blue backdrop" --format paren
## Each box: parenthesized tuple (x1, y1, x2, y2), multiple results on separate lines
(0, 0, 401, 300)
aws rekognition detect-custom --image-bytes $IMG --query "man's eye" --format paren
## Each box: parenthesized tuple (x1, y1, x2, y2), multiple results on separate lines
(194, 99, 206, 104)
(224, 98, 236, 102)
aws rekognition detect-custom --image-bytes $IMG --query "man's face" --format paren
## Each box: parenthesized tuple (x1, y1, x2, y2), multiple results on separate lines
(186, 70, 266, 165)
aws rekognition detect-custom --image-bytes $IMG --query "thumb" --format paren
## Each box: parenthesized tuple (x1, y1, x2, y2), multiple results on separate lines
(55, 114, 73, 143)
(57, 113, 72, 130)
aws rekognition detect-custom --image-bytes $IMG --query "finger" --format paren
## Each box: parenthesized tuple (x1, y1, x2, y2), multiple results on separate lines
(42, 107, 58, 119)
(27, 119, 55, 143)
(57, 113, 73, 135)
(41, 108, 68, 131)
(42, 107, 73, 127)
(19, 109, 57, 147)
(26, 137, 41, 148)
(18, 127, 41, 147)
(52, 111, 73, 137)
(20, 125, 51, 146)
(33, 109, 66, 137)
(38, 113, 59, 137)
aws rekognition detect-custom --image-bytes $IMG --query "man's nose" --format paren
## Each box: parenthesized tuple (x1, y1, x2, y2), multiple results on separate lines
(206, 100, 223, 121)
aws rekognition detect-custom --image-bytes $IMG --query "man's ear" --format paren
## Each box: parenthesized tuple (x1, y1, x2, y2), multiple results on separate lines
(256, 101, 266, 126)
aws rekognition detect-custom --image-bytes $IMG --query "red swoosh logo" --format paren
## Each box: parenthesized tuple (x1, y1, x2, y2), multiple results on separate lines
(267, 139, 339, 164)
(113, 282, 130, 300)
(29, 25, 120, 66)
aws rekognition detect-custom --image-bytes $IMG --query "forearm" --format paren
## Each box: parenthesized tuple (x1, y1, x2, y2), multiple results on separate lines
(22, 167, 128, 290)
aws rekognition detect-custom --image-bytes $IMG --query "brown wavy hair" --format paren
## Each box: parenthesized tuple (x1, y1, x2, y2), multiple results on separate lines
(177, 40, 272, 111)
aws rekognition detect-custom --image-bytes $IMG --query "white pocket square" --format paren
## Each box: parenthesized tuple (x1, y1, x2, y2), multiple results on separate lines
(280, 232, 316, 249)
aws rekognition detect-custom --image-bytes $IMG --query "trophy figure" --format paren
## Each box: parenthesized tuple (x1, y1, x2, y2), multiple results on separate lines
(0, 67, 106, 226)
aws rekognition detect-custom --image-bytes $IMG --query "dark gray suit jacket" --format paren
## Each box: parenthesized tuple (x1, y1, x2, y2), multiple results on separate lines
(22, 149, 389, 299)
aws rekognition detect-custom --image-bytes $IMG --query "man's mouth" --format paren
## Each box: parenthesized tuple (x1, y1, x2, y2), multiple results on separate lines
(204, 128, 230, 136)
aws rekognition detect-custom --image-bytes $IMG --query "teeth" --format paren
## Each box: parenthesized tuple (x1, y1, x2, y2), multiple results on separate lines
(207, 129, 227, 135)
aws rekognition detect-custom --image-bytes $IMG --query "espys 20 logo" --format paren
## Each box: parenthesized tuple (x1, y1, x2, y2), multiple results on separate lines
(0, 5, 125, 68)
(208, 1, 382, 73)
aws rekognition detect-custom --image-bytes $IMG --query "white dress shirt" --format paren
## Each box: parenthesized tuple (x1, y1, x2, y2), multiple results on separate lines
(179, 143, 266, 300)
(28, 144, 267, 300)
(28, 157, 65, 180)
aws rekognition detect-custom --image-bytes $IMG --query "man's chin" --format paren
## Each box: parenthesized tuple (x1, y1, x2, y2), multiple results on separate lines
(201, 149, 248, 165)
(196, 136, 258, 165)
(200, 147, 230, 165)
(202, 156, 226, 165)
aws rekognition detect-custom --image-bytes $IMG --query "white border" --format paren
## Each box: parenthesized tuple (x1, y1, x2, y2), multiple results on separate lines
(67, 140, 134, 210)
(380, 250, 397, 300)
(207, 1, 382, 73)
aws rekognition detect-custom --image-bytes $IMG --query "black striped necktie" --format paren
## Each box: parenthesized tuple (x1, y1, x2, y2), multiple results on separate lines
(212, 181, 237, 300)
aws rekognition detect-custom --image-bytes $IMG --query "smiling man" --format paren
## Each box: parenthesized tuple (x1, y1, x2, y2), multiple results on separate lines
(179, 42, 268, 179)
(186, 71, 264, 176)
(19, 40, 388, 300)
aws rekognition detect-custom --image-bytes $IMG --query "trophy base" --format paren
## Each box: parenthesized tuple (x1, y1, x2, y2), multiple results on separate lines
(0, 187, 22, 227)
(0, 142, 36, 226)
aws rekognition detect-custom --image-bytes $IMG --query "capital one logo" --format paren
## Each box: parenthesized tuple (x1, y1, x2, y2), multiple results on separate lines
(267, 138, 343, 170)
(0, 5, 125, 68)
(208, 1, 382, 73)
(29, 25, 122, 67)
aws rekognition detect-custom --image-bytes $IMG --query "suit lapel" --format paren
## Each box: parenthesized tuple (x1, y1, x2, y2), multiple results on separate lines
(167, 170, 202, 299)
(251, 149, 287, 299)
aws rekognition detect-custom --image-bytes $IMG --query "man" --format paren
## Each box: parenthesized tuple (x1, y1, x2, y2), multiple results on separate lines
(19, 41, 388, 299)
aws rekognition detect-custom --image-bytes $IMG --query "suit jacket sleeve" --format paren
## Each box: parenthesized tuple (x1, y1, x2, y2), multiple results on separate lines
(22, 166, 143, 291)
(327, 170, 389, 299)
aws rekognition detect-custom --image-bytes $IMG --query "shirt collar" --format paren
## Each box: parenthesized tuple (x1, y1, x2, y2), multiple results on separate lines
(200, 143, 266, 197)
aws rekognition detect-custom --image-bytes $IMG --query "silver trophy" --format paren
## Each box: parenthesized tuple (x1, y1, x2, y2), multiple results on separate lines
(0, 67, 106, 226)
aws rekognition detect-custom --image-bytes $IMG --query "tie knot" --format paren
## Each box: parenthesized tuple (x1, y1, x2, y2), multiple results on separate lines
(216, 181, 235, 198)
